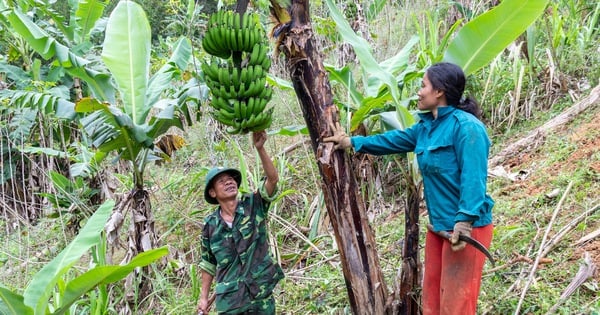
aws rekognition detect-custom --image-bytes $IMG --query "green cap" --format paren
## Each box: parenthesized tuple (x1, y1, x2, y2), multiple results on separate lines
(204, 167, 241, 204)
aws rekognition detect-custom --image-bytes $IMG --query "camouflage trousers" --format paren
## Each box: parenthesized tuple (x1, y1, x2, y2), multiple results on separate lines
(219, 296, 275, 315)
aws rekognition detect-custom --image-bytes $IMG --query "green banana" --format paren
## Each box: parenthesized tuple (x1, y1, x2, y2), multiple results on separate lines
(243, 81, 255, 98)
(220, 86, 230, 99)
(248, 44, 260, 65)
(237, 83, 247, 100)
(212, 97, 230, 111)
(218, 107, 235, 120)
(249, 108, 274, 132)
(240, 67, 248, 83)
(229, 85, 238, 100)
(240, 100, 248, 119)
(233, 99, 242, 119)
(231, 67, 240, 90)
(228, 11, 234, 28)
(234, 12, 240, 30)
(247, 66, 255, 83)
(258, 85, 273, 101)
(252, 96, 268, 115)
(246, 97, 255, 116)
(261, 55, 271, 71)
(240, 12, 246, 29)
(201, 62, 215, 82)
(237, 30, 244, 52)
(242, 28, 251, 52)
(253, 65, 264, 80)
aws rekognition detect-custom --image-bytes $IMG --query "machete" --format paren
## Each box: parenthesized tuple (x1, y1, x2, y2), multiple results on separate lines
(426, 224, 496, 267)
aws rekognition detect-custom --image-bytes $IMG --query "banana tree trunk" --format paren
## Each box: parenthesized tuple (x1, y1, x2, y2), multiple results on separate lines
(277, 0, 389, 313)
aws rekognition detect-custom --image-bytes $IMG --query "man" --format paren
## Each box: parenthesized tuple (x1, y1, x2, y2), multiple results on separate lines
(197, 131, 284, 315)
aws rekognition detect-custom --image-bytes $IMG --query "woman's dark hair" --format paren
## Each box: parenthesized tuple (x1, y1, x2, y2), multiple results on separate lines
(426, 62, 482, 119)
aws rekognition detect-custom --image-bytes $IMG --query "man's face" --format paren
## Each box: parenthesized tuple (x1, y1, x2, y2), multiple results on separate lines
(209, 173, 238, 202)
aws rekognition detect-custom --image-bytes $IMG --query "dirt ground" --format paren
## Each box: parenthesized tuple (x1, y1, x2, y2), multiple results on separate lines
(502, 109, 600, 280)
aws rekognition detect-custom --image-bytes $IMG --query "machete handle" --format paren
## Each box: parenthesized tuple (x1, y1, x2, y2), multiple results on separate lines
(426, 223, 496, 267)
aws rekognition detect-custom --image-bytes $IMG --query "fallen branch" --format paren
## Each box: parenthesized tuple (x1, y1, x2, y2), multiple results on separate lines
(481, 230, 542, 314)
(541, 202, 600, 257)
(489, 84, 600, 168)
(575, 228, 600, 246)
(545, 252, 597, 314)
(514, 181, 574, 315)
(484, 252, 552, 274)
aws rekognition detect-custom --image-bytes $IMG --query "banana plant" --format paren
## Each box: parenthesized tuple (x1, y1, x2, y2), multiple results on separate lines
(70, 1, 201, 301)
(0, 0, 115, 102)
(77, 0, 195, 188)
(326, 0, 549, 132)
(0, 200, 169, 315)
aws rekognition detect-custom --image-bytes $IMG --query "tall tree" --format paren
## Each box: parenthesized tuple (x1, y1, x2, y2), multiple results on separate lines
(270, 0, 389, 313)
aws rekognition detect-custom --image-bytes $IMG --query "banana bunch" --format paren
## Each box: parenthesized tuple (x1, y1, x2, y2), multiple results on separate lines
(201, 11, 274, 134)
(202, 10, 266, 59)
(202, 56, 274, 134)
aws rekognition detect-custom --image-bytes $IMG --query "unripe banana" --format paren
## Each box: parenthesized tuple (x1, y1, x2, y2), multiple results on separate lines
(228, 11, 234, 28)
(220, 86, 230, 99)
(250, 112, 273, 132)
(240, 67, 248, 84)
(241, 28, 252, 51)
(249, 44, 260, 65)
(246, 97, 255, 116)
(226, 116, 243, 134)
(229, 85, 238, 99)
(216, 107, 236, 122)
(231, 67, 240, 90)
(240, 100, 248, 119)
(244, 81, 255, 98)
(253, 96, 268, 115)
(217, 27, 228, 51)
(234, 12, 240, 30)
(233, 99, 242, 119)
(237, 83, 246, 100)
(218, 66, 227, 86)
(237, 30, 244, 52)
(261, 55, 271, 70)
(247, 66, 255, 83)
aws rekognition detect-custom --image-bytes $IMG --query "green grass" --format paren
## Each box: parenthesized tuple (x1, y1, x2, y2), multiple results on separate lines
(1, 0, 600, 314)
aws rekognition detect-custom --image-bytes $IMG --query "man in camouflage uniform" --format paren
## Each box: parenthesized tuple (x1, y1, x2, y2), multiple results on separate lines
(197, 130, 284, 315)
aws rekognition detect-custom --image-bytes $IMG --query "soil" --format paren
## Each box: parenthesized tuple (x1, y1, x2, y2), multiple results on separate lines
(502, 109, 600, 280)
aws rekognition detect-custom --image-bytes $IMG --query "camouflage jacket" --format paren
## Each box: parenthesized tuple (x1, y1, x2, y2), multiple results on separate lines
(199, 187, 284, 314)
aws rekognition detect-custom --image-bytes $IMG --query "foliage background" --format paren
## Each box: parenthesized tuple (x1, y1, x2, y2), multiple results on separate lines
(1, 0, 599, 314)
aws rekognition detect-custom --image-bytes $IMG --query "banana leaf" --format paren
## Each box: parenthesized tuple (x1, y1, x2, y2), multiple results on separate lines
(22, 200, 114, 314)
(101, 1, 151, 125)
(444, 0, 550, 75)
(4, 9, 114, 102)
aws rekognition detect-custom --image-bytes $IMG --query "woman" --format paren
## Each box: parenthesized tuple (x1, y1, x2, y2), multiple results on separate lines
(324, 62, 494, 314)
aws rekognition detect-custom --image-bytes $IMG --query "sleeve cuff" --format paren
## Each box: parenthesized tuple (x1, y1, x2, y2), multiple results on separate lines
(259, 181, 279, 203)
(199, 260, 216, 276)
(455, 212, 478, 223)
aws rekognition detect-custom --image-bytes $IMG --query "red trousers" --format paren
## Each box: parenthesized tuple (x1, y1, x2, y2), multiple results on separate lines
(422, 224, 493, 315)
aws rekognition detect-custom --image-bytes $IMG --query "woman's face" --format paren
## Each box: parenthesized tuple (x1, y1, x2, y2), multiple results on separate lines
(417, 73, 444, 111)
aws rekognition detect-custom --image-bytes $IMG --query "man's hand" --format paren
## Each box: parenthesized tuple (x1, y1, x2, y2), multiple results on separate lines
(253, 130, 267, 150)
(197, 297, 208, 315)
(323, 121, 351, 150)
(450, 221, 473, 251)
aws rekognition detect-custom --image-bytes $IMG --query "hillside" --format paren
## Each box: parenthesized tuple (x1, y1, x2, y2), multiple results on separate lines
(478, 93, 600, 313)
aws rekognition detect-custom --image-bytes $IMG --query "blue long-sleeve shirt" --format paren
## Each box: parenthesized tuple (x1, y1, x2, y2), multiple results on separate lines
(351, 106, 494, 231)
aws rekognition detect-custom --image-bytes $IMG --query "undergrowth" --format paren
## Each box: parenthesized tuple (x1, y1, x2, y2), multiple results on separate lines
(1, 0, 599, 314)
